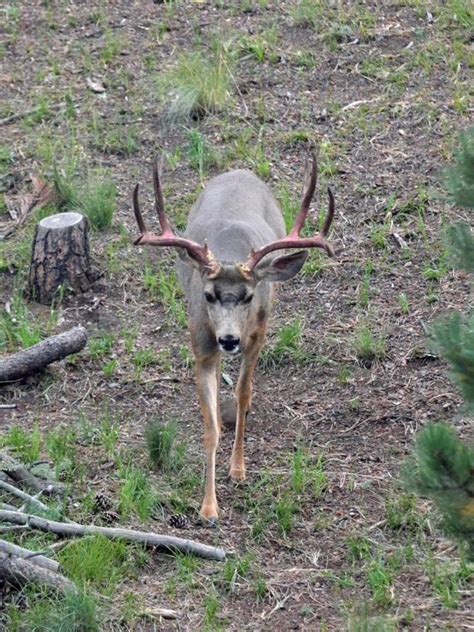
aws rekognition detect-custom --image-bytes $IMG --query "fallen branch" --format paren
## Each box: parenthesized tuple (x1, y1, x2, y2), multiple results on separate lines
(0, 479, 50, 512)
(0, 538, 59, 572)
(0, 510, 226, 561)
(0, 325, 87, 383)
(0, 551, 76, 595)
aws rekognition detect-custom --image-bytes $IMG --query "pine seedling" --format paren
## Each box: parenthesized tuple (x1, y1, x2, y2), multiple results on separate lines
(403, 423, 474, 559)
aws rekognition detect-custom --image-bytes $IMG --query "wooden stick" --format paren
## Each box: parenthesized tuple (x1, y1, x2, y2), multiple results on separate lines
(0, 538, 59, 572)
(0, 551, 77, 595)
(0, 479, 50, 512)
(143, 607, 178, 620)
(0, 326, 87, 383)
(0, 510, 227, 561)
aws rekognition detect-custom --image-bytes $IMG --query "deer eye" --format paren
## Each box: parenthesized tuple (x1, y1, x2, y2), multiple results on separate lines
(204, 291, 216, 304)
(243, 293, 253, 304)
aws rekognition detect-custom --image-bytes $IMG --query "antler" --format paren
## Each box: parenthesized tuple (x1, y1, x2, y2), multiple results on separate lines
(132, 156, 220, 275)
(240, 155, 334, 273)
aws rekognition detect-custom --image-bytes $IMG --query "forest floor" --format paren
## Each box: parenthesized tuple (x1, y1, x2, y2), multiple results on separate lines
(0, 1, 473, 630)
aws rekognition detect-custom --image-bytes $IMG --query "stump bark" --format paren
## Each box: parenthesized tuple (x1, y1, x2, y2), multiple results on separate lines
(28, 212, 94, 304)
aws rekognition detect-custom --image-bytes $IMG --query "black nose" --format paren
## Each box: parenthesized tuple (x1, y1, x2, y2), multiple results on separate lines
(218, 335, 240, 352)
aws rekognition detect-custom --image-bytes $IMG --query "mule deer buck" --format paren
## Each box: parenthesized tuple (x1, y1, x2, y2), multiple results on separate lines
(132, 155, 334, 523)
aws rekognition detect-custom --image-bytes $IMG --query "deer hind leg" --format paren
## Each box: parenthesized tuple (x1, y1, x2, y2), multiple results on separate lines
(195, 354, 221, 521)
(229, 327, 266, 481)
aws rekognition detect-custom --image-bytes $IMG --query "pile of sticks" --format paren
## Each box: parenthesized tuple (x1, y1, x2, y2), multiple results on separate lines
(0, 452, 226, 602)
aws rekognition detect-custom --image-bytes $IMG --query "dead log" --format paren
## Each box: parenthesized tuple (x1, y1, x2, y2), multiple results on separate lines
(0, 510, 227, 561)
(0, 551, 77, 595)
(0, 539, 59, 572)
(0, 325, 87, 383)
(0, 452, 64, 496)
(28, 212, 94, 304)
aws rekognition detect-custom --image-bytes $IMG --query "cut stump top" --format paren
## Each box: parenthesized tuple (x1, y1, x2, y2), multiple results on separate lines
(39, 212, 84, 230)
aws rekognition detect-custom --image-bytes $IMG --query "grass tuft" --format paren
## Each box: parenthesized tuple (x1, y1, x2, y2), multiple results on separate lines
(54, 167, 116, 230)
(157, 44, 233, 122)
(4, 589, 101, 632)
(59, 535, 129, 593)
(145, 418, 185, 472)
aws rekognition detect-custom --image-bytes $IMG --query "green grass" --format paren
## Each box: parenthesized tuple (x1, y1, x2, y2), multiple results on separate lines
(384, 492, 425, 533)
(90, 118, 138, 156)
(346, 535, 372, 564)
(291, 446, 327, 498)
(222, 553, 253, 591)
(143, 265, 187, 328)
(4, 589, 101, 632)
(203, 587, 222, 630)
(46, 425, 77, 479)
(59, 535, 129, 592)
(425, 555, 472, 609)
(118, 465, 158, 519)
(236, 28, 280, 63)
(157, 43, 233, 121)
(145, 418, 185, 472)
(261, 316, 307, 368)
(352, 320, 387, 364)
(0, 289, 55, 351)
(99, 411, 120, 457)
(101, 28, 125, 65)
(54, 167, 116, 230)
(358, 261, 375, 308)
(2, 425, 41, 464)
(79, 177, 116, 230)
(398, 292, 410, 315)
(186, 128, 221, 180)
(367, 556, 394, 607)
(88, 332, 115, 360)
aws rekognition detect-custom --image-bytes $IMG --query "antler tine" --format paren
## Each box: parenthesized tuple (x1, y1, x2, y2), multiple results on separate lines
(240, 155, 334, 273)
(322, 187, 335, 237)
(153, 154, 172, 235)
(132, 161, 221, 275)
(289, 153, 317, 238)
(132, 183, 148, 244)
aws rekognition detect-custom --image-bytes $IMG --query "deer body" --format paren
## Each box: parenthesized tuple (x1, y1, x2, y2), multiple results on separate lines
(133, 157, 335, 523)
(177, 170, 285, 349)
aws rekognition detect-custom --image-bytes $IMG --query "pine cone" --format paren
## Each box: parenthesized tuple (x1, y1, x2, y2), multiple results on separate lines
(93, 491, 113, 512)
(101, 509, 119, 524)
(169, 513, 188, 528)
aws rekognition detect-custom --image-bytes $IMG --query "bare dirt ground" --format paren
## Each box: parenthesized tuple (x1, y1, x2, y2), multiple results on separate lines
(1, 1, 473, 630)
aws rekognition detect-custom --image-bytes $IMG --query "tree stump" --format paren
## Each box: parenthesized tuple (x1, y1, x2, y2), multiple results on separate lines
(28, 212, 94, 304)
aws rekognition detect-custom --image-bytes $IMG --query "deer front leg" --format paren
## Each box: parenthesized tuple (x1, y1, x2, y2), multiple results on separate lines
(230, 329, 266, 481)
(195, 354, 221, 522)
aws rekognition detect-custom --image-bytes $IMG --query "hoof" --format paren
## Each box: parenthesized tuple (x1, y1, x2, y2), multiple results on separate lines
(229, 466, 246, 481)
(199, 504, 219, 526)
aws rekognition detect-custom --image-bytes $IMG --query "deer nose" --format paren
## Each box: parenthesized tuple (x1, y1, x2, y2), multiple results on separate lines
(218, 335, 240, 353)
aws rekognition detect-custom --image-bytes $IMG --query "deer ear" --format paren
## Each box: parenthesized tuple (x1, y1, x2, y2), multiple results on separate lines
(254, 250, 308, 282)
